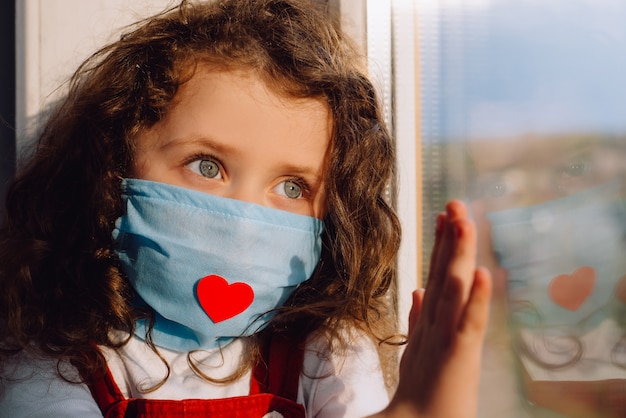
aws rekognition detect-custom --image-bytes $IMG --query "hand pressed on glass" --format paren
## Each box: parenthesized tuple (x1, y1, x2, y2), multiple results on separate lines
(375, 201, 492, 418)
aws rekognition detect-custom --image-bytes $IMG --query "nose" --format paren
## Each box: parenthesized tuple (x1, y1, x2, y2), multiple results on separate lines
(224, 180, 266, 207)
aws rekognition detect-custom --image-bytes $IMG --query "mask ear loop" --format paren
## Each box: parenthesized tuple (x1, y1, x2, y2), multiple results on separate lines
(510, 300, 584, 370)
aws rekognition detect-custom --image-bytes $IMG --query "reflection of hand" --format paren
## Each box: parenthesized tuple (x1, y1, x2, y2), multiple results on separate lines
(372, 201, 492, 418)
(469, 199, 508, 304)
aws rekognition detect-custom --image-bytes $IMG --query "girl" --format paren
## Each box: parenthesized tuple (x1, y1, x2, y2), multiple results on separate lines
(0, 0, 491, 417)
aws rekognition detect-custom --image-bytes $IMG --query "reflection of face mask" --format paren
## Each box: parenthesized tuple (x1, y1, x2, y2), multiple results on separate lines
(113, 179, 324, 352)
(487, 181, 626, 334)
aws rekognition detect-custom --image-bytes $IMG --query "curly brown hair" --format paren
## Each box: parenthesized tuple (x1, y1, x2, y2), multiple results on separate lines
(0, 0, 401, 387)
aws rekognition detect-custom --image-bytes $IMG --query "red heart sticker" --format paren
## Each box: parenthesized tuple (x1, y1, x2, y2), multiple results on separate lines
(196, 274, 254, 323)
(548, 266, 596, 311)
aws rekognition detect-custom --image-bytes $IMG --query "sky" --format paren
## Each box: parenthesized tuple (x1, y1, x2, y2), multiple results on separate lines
(421, 0, 626, 140)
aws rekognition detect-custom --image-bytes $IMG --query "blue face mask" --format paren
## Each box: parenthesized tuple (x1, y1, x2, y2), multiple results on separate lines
(487, 181, 626, 335)
(112, 179, 324, 352)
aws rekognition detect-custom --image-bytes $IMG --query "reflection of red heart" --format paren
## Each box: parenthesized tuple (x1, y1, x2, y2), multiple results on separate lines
(548, 266, 595, 311)
(196, 275, 254, 323)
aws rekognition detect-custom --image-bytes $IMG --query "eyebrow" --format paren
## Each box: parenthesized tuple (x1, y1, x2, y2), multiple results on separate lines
(159, 135, 242, 157)
(281, 162, 324, 184)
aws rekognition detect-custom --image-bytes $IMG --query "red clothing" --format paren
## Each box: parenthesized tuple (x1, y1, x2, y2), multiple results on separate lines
(81, 336, 305, 418)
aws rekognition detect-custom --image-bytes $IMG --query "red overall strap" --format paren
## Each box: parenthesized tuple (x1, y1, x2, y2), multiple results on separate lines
(251, 333, 304, 402)
(81, 335, 305, 418)
(113, 394, 304, 417)
(73, 347, 127, 414)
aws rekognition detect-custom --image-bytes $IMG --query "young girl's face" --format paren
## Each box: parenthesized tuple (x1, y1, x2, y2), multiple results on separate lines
(132, 68, 331, 218)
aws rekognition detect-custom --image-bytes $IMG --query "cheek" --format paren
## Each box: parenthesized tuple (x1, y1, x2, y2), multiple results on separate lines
(305, 182, 330, 220)
(129, 127, 169, 179)
(129, 150, 155, 179)
(314, 190, 329, 219)
(129, 142, 170, 181)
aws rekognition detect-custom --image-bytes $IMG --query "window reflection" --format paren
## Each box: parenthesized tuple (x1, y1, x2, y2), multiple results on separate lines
(415, 0, 626, 416)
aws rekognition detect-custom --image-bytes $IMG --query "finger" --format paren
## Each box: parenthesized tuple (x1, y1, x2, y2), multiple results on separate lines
(421, 212, 450, 322)
(459, 267, 492, 336)
(430, 216, 478, 338)
(444, 216, 478, 310)
(408, 288, 425, 335)
(431, 201, 469, 289)
(433, 265, 465, 347)
(426, 212, 447, 285)
(423, 201, 470, 323)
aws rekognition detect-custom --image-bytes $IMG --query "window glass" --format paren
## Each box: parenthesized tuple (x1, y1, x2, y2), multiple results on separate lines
(416, 0, 626, 416)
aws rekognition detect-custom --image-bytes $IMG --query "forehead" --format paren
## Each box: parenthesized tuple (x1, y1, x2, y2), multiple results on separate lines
(170, 67, 330, 143)
(136, 66, 333, 171)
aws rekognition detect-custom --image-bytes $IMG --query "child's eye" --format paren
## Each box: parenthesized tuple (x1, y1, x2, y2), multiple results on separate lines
(274, 179, 306, 199)
(187, 158, 222, 179)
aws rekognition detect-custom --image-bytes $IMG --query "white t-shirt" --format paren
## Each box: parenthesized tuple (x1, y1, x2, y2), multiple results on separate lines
(0, 331, 389, 417)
